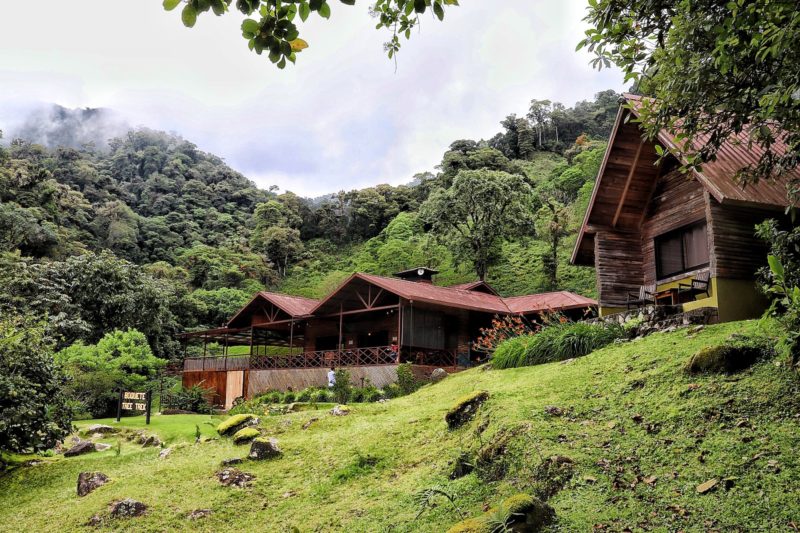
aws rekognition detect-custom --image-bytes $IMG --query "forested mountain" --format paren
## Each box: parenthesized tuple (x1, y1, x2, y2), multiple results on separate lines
(0, 90, 617, 359)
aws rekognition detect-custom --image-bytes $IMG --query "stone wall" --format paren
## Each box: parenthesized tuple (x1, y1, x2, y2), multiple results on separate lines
(589, 305, 719, 338)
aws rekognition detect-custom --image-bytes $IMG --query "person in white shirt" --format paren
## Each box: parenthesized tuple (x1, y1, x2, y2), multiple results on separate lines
(327, 366, 336, 388)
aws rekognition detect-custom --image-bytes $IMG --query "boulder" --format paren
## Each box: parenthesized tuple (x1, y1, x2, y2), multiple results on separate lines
(543, 405, 564, 417)
(83, 424, 117, 435)
(94, 443, 112, 452)
(141, 435, 161, 448)
(685, 338, 768, 375)
(158, 448, 173, 459)
(77, 472, 109, 497)
(86, 514, 102, 527)
(302, 417, 319, 430)
(232, 427, 260, 445)
(188, 509, 213, 520)
(248, 437, 282, 460)
(110, 499, 147, 518)
(431, 368, 448, 383)
(445, 391, 489, 429)
(216, 414, 260, 437)
(215, 468, 255, 488)
(330, 405, 350, 416)
(221, 457, 243, 467)
(500, 493, 555, 532)
(64, 441, 96, 457)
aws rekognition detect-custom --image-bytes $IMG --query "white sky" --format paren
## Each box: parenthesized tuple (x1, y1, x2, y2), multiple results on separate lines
(0, 1, 625, 197)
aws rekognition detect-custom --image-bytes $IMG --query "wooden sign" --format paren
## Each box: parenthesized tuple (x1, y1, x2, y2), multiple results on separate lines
(116, 390, 152, 424)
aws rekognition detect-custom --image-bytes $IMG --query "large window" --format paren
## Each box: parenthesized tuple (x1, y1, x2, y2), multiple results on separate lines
(655, 221, 709, 279)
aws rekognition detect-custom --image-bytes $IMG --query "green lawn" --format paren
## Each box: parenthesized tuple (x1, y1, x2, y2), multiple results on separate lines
(2, 320, 798, 532)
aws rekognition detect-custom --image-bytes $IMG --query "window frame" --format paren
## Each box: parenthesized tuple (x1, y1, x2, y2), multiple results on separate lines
(654, 220, 710, 280)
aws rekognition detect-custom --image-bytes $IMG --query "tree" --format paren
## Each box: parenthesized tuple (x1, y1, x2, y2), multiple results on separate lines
(535, 199, 570, 289)
(251, 226, 304, 276)
(56, 329, 166, 418)
(162, 0, 459, 68)
(580, 1, 800, 201)
(420, 169, 534, 280)
(0, 314, 71, 455)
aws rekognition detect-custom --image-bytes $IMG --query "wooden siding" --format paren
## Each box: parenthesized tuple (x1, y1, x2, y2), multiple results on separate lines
(642, 170, 707, 285)
(183, 370, 227, 406)
(595, 230, 644, 307)
(707, 198, 777, 279)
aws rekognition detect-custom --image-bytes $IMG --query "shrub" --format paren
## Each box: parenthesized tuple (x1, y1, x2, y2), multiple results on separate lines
(363, 386, 384, 403)
(397, 363, 419, 395)
(267, 391, 283, 403)
(331, 369, 352, 404)
(162, 384, 212, 414)
(217, 413, 258, 436)
(311, 389, 332, 403)
(383, 383, 403, 399)
(282, 392, 296, 404)
(350, 387, 366, 403)
(491, 321, 624, 369)
(296, 388, 314, 402)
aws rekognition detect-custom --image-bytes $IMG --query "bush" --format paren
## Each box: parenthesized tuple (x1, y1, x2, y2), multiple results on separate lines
(397, 363, 419, 395)
(296, 388, 314, 402)
(282, 392, 296, 404)
(383, 383, 403, 399)
(311, 389, 332, 403)
(162, 384, 212, 414)
(267, 391, 283, 403)
(331, 369, 352, 404)
(363, 386, 384, 403)
(0, 314, 72, 453)
(491, 321, 624, 369)
(350, 387, 365, 403)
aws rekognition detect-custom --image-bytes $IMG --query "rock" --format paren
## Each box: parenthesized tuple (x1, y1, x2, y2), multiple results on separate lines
(232, 427, 260, 445)
(330, 405, 350, 416)
(215, 468, 255, 488)
(64, 441, 96, 457)
(216, 414, 260, 437)
(141, 435, 161, 448)
(221, 457, 243, 467)
(84, 424, 117, 435)
(450, 451, 474, 480)
(91, 433, 104, 440)
(500, 493, 555, 531)
(77, 472, 109, 497)
(94, 443, 112, 452)
(86, 514, 103, 527)
(302, 417, 319, 430)
(110, 498, 147, 518)
(685, 341, 765, 375)
(445, 390, 489, 429)
(188, 509, 213, 520)
(696, 478, 718, 494)
(688, 325, 705, 335)
(430, 368, 448, 383)
(248, 437, 282, 460)
(158, 447, 172, 459)
(544, 405, 564, 417)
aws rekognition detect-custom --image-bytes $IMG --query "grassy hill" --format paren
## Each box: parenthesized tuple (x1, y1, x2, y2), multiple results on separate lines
(2, 320, 798, 532)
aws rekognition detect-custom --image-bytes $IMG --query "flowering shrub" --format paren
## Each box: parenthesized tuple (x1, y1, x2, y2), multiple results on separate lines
(474, 315, 537, 354)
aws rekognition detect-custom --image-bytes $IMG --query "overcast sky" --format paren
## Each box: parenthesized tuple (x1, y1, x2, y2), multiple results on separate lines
(0, 1, 625, 197)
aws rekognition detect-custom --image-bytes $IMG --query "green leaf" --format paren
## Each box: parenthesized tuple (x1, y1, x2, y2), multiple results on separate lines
(433, 2, 444, 20)
(299, 2, 310, 21)
(242, 19, 261, 34)
(768, 255, 785, 281)
(414, 0, 426, 13)
(181, 4, 198, 27)
(319, 2, 331, 19)
(163, 0, 182, 11)
(340, 0, 356, 5)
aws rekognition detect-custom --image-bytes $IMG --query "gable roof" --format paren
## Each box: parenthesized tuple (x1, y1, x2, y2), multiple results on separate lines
(503, 291, 598, 314)
(227, 291, 319, 327)
(571, 94, 797, 266)
(448, 280, 500, 296)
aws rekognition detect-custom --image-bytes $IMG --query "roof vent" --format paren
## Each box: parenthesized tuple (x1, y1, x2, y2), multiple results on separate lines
(393, 267, 439, 284)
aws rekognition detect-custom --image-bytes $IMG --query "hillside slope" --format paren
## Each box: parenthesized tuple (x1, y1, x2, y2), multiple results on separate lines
(2, 320, 798, 532)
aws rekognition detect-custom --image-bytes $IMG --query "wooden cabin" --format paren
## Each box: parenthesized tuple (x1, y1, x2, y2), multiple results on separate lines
(572, 94, 796, 321)
(179, 268, 596, 407)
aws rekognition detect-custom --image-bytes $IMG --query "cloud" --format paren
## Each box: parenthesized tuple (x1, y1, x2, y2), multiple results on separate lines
(0, 0, 625, 197)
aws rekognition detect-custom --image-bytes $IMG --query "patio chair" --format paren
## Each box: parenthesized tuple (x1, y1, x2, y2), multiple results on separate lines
(678, 271, 711, 300)
(626, 284, 656, 310)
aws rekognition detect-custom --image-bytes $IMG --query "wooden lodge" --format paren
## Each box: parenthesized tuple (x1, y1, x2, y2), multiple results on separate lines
(179, 267, 596, 407)
(572, 94, 797, 320)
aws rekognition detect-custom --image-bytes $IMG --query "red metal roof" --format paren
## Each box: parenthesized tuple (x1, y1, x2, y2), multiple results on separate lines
(503, 291, 598, 314)
(626, 93, 796, 208)
(448, 280, 501, 296)
(257, 291, 319, 317)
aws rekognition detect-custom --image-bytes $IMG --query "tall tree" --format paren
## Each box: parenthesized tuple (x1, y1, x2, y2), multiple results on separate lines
(535, 198, 570, 289)
(581, 0, 800, 200)
(419, 169, 534, 280)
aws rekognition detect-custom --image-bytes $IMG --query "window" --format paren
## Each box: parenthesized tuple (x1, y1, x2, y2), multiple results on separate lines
(655, 221, 709, 279)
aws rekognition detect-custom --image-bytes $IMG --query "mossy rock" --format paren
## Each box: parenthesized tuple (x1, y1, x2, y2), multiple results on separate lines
(685, 338, 768, 374)
(446, 517, 491, 533)
(446, 390, 489, 429)
(217, 414, 259, 437)
(232, 427, 260, 445)
(499, 493, 555, 531)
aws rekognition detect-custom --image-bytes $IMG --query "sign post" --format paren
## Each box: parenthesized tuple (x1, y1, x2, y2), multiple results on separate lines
(117, 390, 153, 425)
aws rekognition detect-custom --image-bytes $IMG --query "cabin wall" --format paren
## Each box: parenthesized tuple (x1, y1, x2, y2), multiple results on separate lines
(595, 230, 644, 308)
(707, 198, 775, 280)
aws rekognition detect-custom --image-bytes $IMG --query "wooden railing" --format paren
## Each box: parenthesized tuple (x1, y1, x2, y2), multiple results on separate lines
(183, 356, 250, 372)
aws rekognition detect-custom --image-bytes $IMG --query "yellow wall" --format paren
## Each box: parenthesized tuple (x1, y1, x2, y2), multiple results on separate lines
(599, 276, 767, 322)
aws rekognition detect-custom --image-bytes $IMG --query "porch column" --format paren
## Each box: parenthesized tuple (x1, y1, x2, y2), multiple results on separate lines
(396, 301, 403, 364)
(338, 303, 344, 365)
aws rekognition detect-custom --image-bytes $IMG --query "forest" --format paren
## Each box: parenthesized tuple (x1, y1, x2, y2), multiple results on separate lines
(0, 90, 618, 365)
